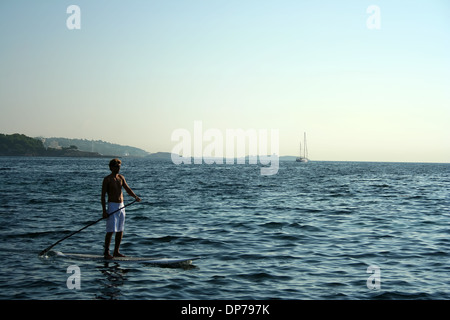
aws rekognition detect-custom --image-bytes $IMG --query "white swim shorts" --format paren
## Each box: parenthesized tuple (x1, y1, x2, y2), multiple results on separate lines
(106, 202, 126, 233)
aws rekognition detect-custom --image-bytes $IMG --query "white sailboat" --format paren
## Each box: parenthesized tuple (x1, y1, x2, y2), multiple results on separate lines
(295, 132, 309, 163)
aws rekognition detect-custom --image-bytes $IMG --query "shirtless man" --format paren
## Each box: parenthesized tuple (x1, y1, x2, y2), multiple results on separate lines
(101, 158, 141, 259)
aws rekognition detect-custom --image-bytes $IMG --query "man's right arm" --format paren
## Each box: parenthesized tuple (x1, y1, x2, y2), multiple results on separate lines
(101, 178, 108, 218)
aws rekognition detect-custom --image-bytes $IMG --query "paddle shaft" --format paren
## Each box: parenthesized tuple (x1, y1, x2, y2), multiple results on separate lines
(39, 200, 137, 256)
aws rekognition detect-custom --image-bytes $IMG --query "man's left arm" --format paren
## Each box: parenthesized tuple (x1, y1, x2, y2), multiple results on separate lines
(122, 176, 141, 202)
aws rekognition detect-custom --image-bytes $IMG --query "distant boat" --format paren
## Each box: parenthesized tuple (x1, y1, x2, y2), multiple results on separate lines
(295, 132, 309, 163)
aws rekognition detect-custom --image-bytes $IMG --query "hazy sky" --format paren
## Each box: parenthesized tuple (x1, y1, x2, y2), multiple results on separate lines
(1, 1, 449, 162)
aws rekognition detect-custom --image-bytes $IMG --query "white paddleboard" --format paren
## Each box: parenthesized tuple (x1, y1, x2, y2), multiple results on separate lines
(55, 251, 199, 266)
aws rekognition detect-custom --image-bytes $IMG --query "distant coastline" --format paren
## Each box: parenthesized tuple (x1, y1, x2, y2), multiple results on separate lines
(41, 137, 149, 157)
(0, 133, 302, 161)
(0, 133, 174, 160)
(0, 133, 114, 158)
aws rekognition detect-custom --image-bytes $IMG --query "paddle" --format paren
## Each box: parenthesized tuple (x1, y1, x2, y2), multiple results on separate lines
(39, 200, 138, 256)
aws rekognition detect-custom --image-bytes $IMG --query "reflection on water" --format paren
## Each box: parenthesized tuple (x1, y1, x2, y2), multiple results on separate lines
(2, 157, 449, 299)
(95, 262, 129, 300)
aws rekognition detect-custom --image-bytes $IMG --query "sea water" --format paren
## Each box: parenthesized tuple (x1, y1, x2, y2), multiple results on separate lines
(0, 157, 449, 300)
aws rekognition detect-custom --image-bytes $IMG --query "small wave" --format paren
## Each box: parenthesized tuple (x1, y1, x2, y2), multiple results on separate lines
(324, 282, 349, 288)
(235, 252, 267, 260)
(5, 229, 71, 239)
(422, 250, 449, 257)
(293, 224, 323, 232)
(131, 215, 150, 221)
(268, 233, 303, 242)
(345, 252, 381, 259)
(150, 235, 179, 243)
(374, 184, 391, 188)
(370, 291, 437, 300)
(236, 272, 293, 282)
(259, 222, 285, 229)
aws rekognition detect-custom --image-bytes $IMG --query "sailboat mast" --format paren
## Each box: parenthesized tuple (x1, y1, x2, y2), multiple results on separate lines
(303, 132, 306, 159)
(295, 132, 309, 162)
(304, 132, 308, 159)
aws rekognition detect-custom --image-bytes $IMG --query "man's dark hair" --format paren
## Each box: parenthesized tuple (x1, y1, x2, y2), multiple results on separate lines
(109, 158, 122, 170)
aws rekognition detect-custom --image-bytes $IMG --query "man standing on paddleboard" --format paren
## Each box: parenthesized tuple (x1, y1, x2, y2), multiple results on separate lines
(101, 158, 141, 259)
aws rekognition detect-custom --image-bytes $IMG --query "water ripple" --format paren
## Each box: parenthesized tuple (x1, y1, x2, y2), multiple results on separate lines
(1, 158, 449, 299)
